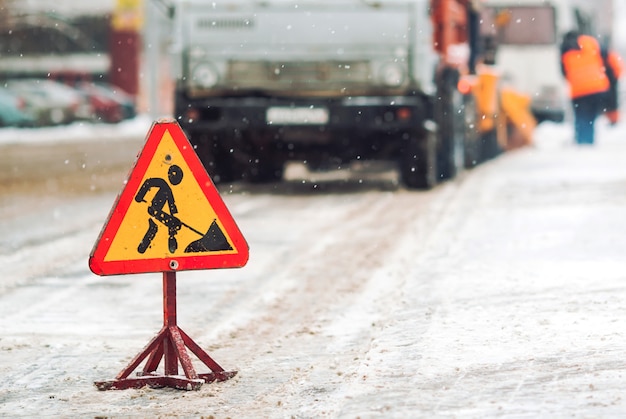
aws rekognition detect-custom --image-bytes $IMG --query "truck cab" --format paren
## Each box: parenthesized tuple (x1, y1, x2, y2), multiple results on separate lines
(170, 0, 455, 188)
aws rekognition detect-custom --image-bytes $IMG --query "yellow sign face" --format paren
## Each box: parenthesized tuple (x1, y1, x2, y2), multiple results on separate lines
(89, 121, 249, 276)
(105, 130, 233, 261)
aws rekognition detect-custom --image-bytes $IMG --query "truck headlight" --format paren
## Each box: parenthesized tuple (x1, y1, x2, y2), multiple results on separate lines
(192, 63, 219, 88)
(379, 63, 405, 87)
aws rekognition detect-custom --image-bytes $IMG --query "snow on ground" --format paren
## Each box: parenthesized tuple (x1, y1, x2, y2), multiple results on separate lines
(0, 112, 625, 417)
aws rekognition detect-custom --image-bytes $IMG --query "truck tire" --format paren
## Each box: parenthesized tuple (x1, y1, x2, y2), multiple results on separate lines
(480, 128, 501, 162)
(191, 134, 239, 184)
(435, 71, 465, 180)
(462, 93, 481, 168)
(246, 156, 285, 183)
(400, 129, 437, 190)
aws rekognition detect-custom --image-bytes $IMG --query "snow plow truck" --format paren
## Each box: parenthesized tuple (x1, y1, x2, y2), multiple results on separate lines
(171, 0, 536, 189)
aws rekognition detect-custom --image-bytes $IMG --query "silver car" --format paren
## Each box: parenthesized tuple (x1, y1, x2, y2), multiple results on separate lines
(4, 79, 92, 126)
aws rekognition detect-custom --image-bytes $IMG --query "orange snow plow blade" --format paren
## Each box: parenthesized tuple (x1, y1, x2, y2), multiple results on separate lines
(460, 67, 536, 151)
(500, 87, 536, 149)
(472, 68, 500, 133)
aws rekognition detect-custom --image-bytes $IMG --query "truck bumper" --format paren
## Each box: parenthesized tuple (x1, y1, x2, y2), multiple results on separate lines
(175, 93, 433, 173)
(176, 94, 428, 140)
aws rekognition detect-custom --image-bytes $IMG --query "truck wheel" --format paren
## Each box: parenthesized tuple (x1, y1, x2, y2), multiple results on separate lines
(191, 135, 239, 184)
(463, 93, 481, 168)
(480, 129, 501, 161)
(435, 74, 465, 180)
(246, 156, 284, 183)
(400, 129, 437, 190)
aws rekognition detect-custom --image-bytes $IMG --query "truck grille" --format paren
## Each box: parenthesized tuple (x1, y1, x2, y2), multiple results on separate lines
(227, 60, 371, 89)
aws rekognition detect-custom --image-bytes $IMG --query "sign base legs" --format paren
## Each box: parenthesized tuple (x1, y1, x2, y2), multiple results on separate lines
(95, 272, 237, 391)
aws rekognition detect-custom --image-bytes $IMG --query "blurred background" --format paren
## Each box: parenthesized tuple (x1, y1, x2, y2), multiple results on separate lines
(0, 0, 624, 128)
(0, 0, 173, 128)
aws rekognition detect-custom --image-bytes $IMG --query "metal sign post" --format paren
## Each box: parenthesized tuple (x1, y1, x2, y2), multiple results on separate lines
(95, 271, 237, 391)
(89, 120, 248, 391)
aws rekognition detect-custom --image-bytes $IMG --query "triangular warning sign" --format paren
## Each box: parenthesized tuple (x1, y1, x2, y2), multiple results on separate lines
(89, 120, 249, 276)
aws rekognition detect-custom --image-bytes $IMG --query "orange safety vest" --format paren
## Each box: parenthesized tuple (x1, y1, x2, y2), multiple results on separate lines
(561, 35, 610, 98)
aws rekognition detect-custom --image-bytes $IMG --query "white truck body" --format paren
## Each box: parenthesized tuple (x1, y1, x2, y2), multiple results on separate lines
(170, 0, 459, 188)
(170, 0, 438, 97)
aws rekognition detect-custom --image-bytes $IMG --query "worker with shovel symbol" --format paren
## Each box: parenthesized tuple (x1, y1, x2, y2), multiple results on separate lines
(135, 164, 184, 254)
(134, 164, 234, 255)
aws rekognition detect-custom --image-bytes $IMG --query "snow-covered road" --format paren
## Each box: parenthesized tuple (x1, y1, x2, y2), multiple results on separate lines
(0, 118, 625, 417)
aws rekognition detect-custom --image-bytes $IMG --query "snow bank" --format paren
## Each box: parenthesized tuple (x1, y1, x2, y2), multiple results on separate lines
(0, 114, 153, 146)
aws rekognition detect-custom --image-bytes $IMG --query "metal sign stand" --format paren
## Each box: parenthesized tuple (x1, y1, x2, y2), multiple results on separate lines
(95, 271, 237, 391)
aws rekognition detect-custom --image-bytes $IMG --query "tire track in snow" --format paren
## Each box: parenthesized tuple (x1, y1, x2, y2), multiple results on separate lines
(182, 184, 462, 417)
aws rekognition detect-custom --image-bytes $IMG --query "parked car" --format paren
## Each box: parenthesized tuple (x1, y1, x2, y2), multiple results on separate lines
(0, 87, 35, 127)
(76, 82, 136, 121)
(4, 79, 91, 126)
(73, 82, 123, 123)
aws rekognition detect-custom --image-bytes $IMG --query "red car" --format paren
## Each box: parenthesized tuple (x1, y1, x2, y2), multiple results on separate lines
(73, 82, 122, 123)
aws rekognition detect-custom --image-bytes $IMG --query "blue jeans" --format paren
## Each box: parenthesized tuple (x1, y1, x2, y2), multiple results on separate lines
(572, 92, 606, 145)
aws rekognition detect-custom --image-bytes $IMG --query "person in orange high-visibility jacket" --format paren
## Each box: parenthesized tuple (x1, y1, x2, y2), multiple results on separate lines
(560, 31, 610, 145)
(600, 40, 624, 125)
